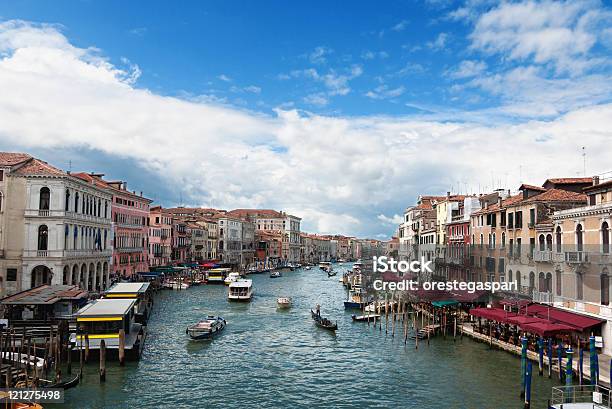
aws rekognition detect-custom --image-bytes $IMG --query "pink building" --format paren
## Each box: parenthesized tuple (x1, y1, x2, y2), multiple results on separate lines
(149, 206, 172, 267)
(73, 173, 151, 278)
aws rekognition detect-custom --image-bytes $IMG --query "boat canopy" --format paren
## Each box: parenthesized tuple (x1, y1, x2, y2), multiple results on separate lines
(105, 282, 150, 298)
(229, 279, 252, 288)
(76, 299, 136, 321)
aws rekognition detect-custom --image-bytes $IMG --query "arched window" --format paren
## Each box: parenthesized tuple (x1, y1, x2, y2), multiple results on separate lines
(37, 225, 48, 250)
(556, 226, 562, 253)
(501, 232, 505, 248)
(576, 224, 584, 252)
(39, 187, 50, 210)
(546, 234, 553, 251)
(545, 273, 552, 293)
(538, 272, 545, 291)
(65, 189, 70, 211)
(508, 269, 513, 283)
(556, 270, 562, 296)
(603, 222, 610, 254)
(492, 233, 496, 249)
(576, 272, 584, 300)
(74, 192, 79, 213)
(98, 199, 102, 217)
(516, 271, 521, 289)
(529, 271, 535, 292)
(601, 269, 609, 306)
(538, 234, 545, 251)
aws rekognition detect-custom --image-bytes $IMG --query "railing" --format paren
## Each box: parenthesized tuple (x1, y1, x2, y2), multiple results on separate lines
(37, 250, 47, 257)
(565, 251, 589, 264)
(533, 250, 552, 262)
(24, 249, 112, 258)
(549, 385, 611, 408)
(117, 247, 145, 253)
(532, 290, 553, 304)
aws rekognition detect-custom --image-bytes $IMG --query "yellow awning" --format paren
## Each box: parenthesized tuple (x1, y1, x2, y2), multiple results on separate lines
(104, 294, 138, 298)
(77, 316, 123, 322)
(76, 333, 119, 340)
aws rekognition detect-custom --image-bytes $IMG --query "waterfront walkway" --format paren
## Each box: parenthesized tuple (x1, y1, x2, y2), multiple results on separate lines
(461, 323, 612, 387)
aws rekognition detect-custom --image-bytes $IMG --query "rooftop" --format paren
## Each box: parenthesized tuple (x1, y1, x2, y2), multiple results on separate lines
(76, 298, 136, 317)
(0, 152, 32, 167)
(1, 285, 88, 305)
(105, 282, 150, 295)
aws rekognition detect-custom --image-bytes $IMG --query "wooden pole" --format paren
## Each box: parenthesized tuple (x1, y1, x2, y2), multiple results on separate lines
(385, 293, 389, 335)
(414, 310, 418, 350)
(391, 293, 396, 337)
(84, 334, 90, 363)
(119, 329, 126, 366)
(403, 305, 408, 345)
(67, 345, 72, 375)
(99, 339, 106, 382)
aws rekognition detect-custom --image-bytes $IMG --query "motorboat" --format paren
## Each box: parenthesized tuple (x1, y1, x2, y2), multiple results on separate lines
(319, 262, 331, 271)
(270, 271, 282, 278)
(186, 316, 227, 340)
(327, 270, 337, 277)
(228, 279, 253, 301)
(344, 288, 367, 309)
(224, 271, 241, 285)
(277, 297, 292, 308)
(305, 266, 312, 270)
(310, 309, 337, 331)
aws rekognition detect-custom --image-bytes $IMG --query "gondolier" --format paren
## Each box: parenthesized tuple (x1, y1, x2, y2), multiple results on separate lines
(316, 303, 321, 317)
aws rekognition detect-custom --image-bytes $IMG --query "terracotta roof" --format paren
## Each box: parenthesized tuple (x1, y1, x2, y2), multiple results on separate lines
(0, 152, 32, 167)
(12, 158, 66, 177)
(72, 173, 153, 202)
(523, 189, 587, 203)
(227, 209, 285, 218)
(519, 184, 546, 192)
(543, 177, 593, 185)
(584, 180, 612, 192)
(472, 194, 523, 215)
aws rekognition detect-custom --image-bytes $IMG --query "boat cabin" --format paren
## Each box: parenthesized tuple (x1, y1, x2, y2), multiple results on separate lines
(207, 268, 231, 283)
(71, 298, 145, 359)
(103, 282, 152, 324)
(228, 279, 253, 301)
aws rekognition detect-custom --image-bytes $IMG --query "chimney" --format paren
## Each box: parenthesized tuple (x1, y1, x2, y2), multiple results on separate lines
(593, 176, 600, 186)
(498, 196, 502, 207)
(447, 191, 450, 200)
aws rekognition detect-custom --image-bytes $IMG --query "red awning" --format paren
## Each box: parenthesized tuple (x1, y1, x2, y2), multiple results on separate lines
(506, 315, 543, 326)
(521, 303, 604, 332)
(521, 321, 577, 337)
(469, 307, 516, 322)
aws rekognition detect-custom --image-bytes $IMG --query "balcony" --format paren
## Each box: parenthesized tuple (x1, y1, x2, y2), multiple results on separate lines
(24, 249, 112, 258)
(533, 250, 552, 262)
(590, 252, 612, 265)
(565, 251, 589, 264)
(117, 247, 145, 253)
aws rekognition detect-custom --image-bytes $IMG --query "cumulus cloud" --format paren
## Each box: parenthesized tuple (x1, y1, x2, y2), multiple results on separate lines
(365, 85, 406, 100)
(427, 32, 448, 50)
(377, 214, 404, 225)
(447, 60, 487, 79)
(1, 19, 612, 238)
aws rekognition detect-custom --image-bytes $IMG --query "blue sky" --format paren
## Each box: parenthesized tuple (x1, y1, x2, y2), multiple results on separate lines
(0, 1, 611, 238)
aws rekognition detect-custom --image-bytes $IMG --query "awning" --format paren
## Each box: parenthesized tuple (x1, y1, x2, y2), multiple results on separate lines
(432, 300, 458, 308)
(521, 321, 577, 337)
(522, 303, 604, 332)
(506, 315, 542, 326)
(201, 262, 219, 268)
(469, 307, 516, 322)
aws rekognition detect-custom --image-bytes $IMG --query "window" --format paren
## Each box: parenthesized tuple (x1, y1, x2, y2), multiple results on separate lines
(515, 211, 523, 228)
(576, 224, 584, 252)
(529, 271, 535, 292)
(529, 208, 535, 226)
(508, 213, 514, 228)
(0, 170, 3, 181)
(74, 192, 79, 213)
(0, 191, 3, 212)
(508, 269, 513, 283)
(501, 232, 506, 248)
(39, 187, 50, 210)
(509, 239, 514, 257)
(539, 234, 545, 251)
(556, 226, 562, 253)
(556, 270, 562, 296)
(516, 238, 522, 257)
(603, 222, 610, 254)
(65, 189, 70, 211)
(38, 225, 48, 250)
(6, 268, 17, 281)
(501, 211, 506, 227)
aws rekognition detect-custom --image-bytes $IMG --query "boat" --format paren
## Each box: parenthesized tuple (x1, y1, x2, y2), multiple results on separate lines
(344, 288, 367, 309)
(207, 268, 231, 284)
(228, 279, 253, 301)
(43, 373, 80, 389)
(319, 261, 331, 271)
(310, 309, 337, 331)
(305, 266, 312, 270)
(224, 271, 241, 285)
(277, 297, 292, 308)
(270, 271, 282, 278)
(162, 280, 189, 290)
(327, 270, 337, 277)
(365, 301, 397, 313)
(351, 314, 381, 322)
(186, 316, 227, 340)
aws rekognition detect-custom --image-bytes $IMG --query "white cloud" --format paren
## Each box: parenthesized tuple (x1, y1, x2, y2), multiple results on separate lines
(391, 20, 409, 32)
(290, 65, 363, 97)
(447, 60, 487, 78)
(377, 214, 404, 225)
(303, 93, 329, 106)
(469, 0, 608, 75)
(365, 85, 406, 100)
(217, 74, 232, 82)
(427, 32, 448, 50)
(1, 20, 612, 237)
(308, 46, 332, 65)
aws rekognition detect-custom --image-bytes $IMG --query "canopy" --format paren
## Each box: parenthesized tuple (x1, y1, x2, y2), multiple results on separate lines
(432, 300, 458, 308)
(469, 307, 516, 322)
(522, 303, 603, 331)
(506, 315, 543, 326)
(521, 321, 576, 337)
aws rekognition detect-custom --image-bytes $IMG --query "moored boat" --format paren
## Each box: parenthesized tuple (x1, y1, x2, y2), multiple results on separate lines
(310, 309, 337, 331)
(186, 316, 227, 340)
(228, 279, 253, 301)
(207, 268, 231, 284)
(344, 287, 367, 309)
(277, 297, 292, 308)
(224, 271, 241, 285)
(351, 314, 381, 322)
(365, 301, 397, 313)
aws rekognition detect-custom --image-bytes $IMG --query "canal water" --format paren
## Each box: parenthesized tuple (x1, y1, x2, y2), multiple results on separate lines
(57, 266, 559, 409)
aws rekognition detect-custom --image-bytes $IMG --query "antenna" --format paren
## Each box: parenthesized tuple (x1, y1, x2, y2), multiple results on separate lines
(68, 160, 72, 172)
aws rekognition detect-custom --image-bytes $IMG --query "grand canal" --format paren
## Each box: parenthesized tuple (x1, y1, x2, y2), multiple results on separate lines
(56, 266, 559, 408)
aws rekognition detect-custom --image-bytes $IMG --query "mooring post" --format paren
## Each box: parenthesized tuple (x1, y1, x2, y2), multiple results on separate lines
(524, 362, 532, 409)
(119, 329, 126, 366)
(100, 339, 106, 382)
(538, 337, 544, 376)
(84, 334, 90, 363)
(520, 336, 527, 399)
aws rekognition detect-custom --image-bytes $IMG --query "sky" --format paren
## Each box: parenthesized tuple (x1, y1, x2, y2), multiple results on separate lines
(0, 0, 611, 239)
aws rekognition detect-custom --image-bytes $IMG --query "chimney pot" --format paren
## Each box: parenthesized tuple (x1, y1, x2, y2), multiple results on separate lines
(593, 176, 600, 186)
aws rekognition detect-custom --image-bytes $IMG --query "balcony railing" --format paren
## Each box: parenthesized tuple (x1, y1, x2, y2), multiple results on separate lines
(565, 251, 589, 264)
(117, 247, 145, 253)
(24, 249, 112, 258)
(533, 250, 552, 262)
(37, 250, 47, 257)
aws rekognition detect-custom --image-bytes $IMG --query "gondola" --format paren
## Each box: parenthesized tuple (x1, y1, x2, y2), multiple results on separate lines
(327, 271, 337, 277)
(43, 373, 80, 390)
(310, 310, 337, 331)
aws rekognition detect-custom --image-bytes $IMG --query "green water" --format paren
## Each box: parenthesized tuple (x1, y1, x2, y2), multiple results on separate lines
(55, 266, 559, 408)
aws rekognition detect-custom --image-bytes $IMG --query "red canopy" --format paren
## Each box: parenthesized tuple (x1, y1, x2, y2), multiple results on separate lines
(521, 321, 577, 337)
(470, 307, 516, 322)
(506, 315, 543, 326)
(522, 303, 603, 332)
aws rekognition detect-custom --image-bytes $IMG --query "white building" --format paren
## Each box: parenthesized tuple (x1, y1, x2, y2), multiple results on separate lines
(216, 215, 243, 265)
(0, 153, 113, 295)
